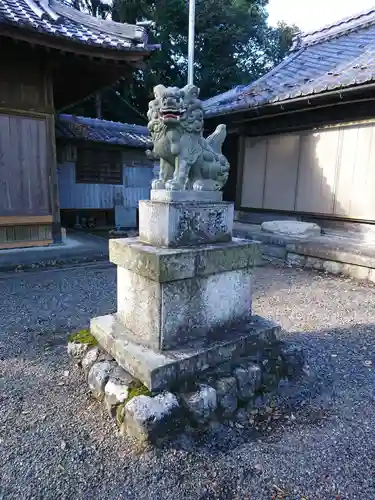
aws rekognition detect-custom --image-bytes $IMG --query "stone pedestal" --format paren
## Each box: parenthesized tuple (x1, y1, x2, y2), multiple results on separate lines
(90, 192, 276, 391)
(139, 200, 233, 247)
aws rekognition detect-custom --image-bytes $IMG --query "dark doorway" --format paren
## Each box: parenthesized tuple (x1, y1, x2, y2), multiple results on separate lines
(222, 134, 238, 202)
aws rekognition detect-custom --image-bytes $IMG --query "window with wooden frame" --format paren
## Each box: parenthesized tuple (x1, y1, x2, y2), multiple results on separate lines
(76, 145, 123, 184)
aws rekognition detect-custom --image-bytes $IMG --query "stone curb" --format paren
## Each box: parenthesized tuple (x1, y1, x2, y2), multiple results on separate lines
(0, 254, 110, 274)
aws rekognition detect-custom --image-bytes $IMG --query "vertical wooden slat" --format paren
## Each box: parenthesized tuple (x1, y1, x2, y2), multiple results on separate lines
(334, 127, 359, 216)
(296, 128, 340, 214)
(0, 113, 50, 216)
(240, 137, 267, 209)
(0, 115, 12, 212)
(348, 125, 374, 219)
(263, 133, 300, 211)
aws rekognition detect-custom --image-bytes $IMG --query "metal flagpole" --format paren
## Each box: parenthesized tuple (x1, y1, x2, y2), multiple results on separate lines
(187, 0, 195, 85)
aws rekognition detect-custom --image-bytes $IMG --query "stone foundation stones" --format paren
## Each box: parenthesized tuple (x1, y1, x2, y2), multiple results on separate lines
(122, 392, 180, 441)
(67, 338, 305, 442)
(87, 361, 113, 399)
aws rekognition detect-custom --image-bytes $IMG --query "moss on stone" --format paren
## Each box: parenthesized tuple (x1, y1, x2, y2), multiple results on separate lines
(68, 329, 98, 347)
(126, 381, 152, 401)
(114, 381, 151, 428)
(116, 403, 125, 426)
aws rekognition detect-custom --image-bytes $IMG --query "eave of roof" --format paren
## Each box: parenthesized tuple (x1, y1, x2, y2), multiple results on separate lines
(55, 114, 152, 149)
(0, 0, 158, 57)
(204, 6, 375, 119)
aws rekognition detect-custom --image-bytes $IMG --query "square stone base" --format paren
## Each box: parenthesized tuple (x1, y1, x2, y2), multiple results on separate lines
(139, 200, 234, 247)
(110, 237, 260, 350)
(90, 314, 280, 391)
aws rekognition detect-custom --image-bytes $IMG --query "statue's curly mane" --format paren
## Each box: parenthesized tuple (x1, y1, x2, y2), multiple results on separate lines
(147, 84, 204, 135)
(146, 83, 230, 192)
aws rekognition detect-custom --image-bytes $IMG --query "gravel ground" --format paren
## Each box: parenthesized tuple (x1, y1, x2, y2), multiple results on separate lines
(1, 263, 375, 499)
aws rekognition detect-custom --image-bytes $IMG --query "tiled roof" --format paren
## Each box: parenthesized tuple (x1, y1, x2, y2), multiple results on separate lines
(55, 114, 152, 149)
(0, 0, 153, 53)
(205, 7, 375, 117)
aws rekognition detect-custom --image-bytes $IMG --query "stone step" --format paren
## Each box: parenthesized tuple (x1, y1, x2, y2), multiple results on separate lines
(90, 314, 280, 391)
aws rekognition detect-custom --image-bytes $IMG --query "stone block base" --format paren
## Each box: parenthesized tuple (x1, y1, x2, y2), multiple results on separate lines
(67, 326, 305, 443)
(110, 237, 260, 350)
(90, 314, 281, 391)
(139, 200, 234, 247)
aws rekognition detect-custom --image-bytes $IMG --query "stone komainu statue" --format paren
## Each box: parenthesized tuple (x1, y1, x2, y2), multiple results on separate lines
(146, 84, 230, 191)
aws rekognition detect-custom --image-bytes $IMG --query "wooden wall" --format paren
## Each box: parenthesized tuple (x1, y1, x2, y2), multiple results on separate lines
(0, 51, 56, 248)
(0, 115, 51, 216)
(0, 57, 53, 114)
(57, 144, 155, 228)
(239, 120, 375, 221)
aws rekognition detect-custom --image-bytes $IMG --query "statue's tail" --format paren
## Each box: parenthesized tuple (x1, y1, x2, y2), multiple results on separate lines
(206, 124, 227, 154)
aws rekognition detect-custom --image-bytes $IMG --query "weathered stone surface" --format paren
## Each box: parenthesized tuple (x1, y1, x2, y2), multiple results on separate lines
(280, 344, 305, 377)
(215, 376, 238, 416)
(234, 363, 262, 400)
(341, 263, 369, 281)
(368, 269, 375, 283)
(286, 241, 375, 269)
(116, 262, 252, 350)
(67, 341, 90, 361)
(261, 220, 321, 238)
(286, 252, 306, 267)
(104, 367, 134, 411)
(81, 347, 100, 373)
(110, 237, 260, 283)
(87, 361, 112, 399)
(90, 314, 280, 391)
(262, 244, 287, 260)
(181, 385, 217, 423)
(234, 408, 248, 425)
(139, 200, 234, 248)
(323, 260, 343, 275)
(305, 256, 324, 270)
(122, 392, 180, 442)
(150, 190, 223, 203)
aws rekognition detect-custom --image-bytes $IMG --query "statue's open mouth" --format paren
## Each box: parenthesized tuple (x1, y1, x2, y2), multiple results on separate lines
(159, 108, 185, 120)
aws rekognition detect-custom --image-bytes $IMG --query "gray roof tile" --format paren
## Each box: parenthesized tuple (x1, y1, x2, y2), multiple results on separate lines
(0, 0, 153, 53)
(55, 114, 152, 149)
(205, 7, 375, 117)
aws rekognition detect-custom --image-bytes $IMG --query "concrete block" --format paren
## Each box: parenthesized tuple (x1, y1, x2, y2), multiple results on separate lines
(110, 237, 261, 283)
(139, 200, 234, 247)
(90, 314, 280, 391)
(116, 265, 252, 350)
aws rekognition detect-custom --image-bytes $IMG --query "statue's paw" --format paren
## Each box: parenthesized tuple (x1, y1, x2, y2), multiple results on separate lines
(192, 180, 206, 191)
(151, 179, 166, 190)
(193, 179, 220, 191)
(165, 180, 184, 191)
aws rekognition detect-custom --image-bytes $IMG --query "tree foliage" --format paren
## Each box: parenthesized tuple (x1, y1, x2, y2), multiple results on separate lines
(67, 0, 299, 122)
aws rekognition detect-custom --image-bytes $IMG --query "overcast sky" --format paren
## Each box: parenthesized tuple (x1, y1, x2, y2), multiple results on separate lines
(267, 0, 375, 33)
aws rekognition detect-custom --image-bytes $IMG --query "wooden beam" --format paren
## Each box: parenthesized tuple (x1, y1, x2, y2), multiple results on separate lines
(0, 239, 53, 249)
(0, 216, 53, 226)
